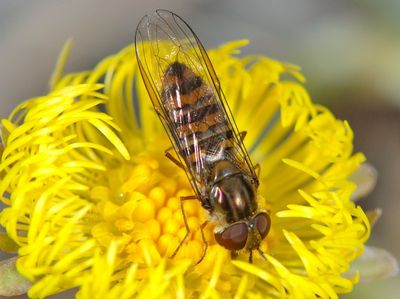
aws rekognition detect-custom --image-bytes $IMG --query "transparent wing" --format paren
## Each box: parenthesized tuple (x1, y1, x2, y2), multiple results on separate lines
(135, 10, 258, 203)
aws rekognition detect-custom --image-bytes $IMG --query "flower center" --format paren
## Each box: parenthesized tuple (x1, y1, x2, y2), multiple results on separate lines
(90, 148, 216, 265)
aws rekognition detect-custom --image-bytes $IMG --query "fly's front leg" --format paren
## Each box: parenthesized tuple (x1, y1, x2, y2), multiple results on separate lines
(230, 250, 239, 260)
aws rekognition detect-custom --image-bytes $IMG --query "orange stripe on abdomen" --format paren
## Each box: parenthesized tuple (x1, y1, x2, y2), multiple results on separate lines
(161, 61, 234, 165)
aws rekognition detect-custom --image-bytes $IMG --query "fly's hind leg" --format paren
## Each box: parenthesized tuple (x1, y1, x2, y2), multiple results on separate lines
(155, 107, 184, 170)
(239, 131, 261, 178)
(254, 163, 261, 178)
(239, 131, 247, 142)
(165, 147, 185, 170)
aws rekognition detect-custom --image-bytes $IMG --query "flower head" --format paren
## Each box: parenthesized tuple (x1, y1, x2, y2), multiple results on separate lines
(0, 40, 372, 298)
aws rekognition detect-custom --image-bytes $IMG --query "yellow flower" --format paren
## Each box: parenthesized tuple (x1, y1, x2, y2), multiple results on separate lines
(0, 40, 372, 298)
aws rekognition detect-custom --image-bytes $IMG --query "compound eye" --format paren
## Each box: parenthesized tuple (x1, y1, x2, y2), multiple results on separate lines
(253, 212, 271, 239)
(214, 222, 248, 250)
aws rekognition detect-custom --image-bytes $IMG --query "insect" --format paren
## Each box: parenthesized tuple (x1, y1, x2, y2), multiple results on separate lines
(135, 9, 271, 263)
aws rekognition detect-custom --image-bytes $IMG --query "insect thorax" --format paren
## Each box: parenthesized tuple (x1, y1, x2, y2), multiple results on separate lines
(208, 160, 258, 224)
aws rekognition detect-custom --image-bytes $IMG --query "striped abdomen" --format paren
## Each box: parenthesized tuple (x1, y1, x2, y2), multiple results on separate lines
(161, 62, 234, 171)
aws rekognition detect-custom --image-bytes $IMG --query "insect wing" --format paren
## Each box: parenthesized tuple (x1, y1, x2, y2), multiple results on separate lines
(135, 10, 258, 200)
(135, 10, 208, 202)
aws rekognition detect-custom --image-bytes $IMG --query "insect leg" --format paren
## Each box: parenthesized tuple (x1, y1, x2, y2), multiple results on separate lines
(230, 250, 239, 260)
(249, 250, 253, 263)
(254, 163, 261, 177)
(154, 106, 168, 122)
(196, 220, 209, 264)
(180, 195, 198, 200)
(239, 131, 247, 142)
(165, 147, 185, 170)
(170, 195, 197, 259)
(257, 248, 267, 261)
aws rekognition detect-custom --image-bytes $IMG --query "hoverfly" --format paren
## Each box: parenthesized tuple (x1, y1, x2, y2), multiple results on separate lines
(135, 9, 271, 263)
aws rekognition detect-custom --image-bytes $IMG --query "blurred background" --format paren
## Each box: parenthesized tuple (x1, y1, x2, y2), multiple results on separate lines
(0, 0, 399, 298)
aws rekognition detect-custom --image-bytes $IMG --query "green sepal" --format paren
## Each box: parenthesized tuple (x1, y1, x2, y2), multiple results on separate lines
(0, 232, 19, 253)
